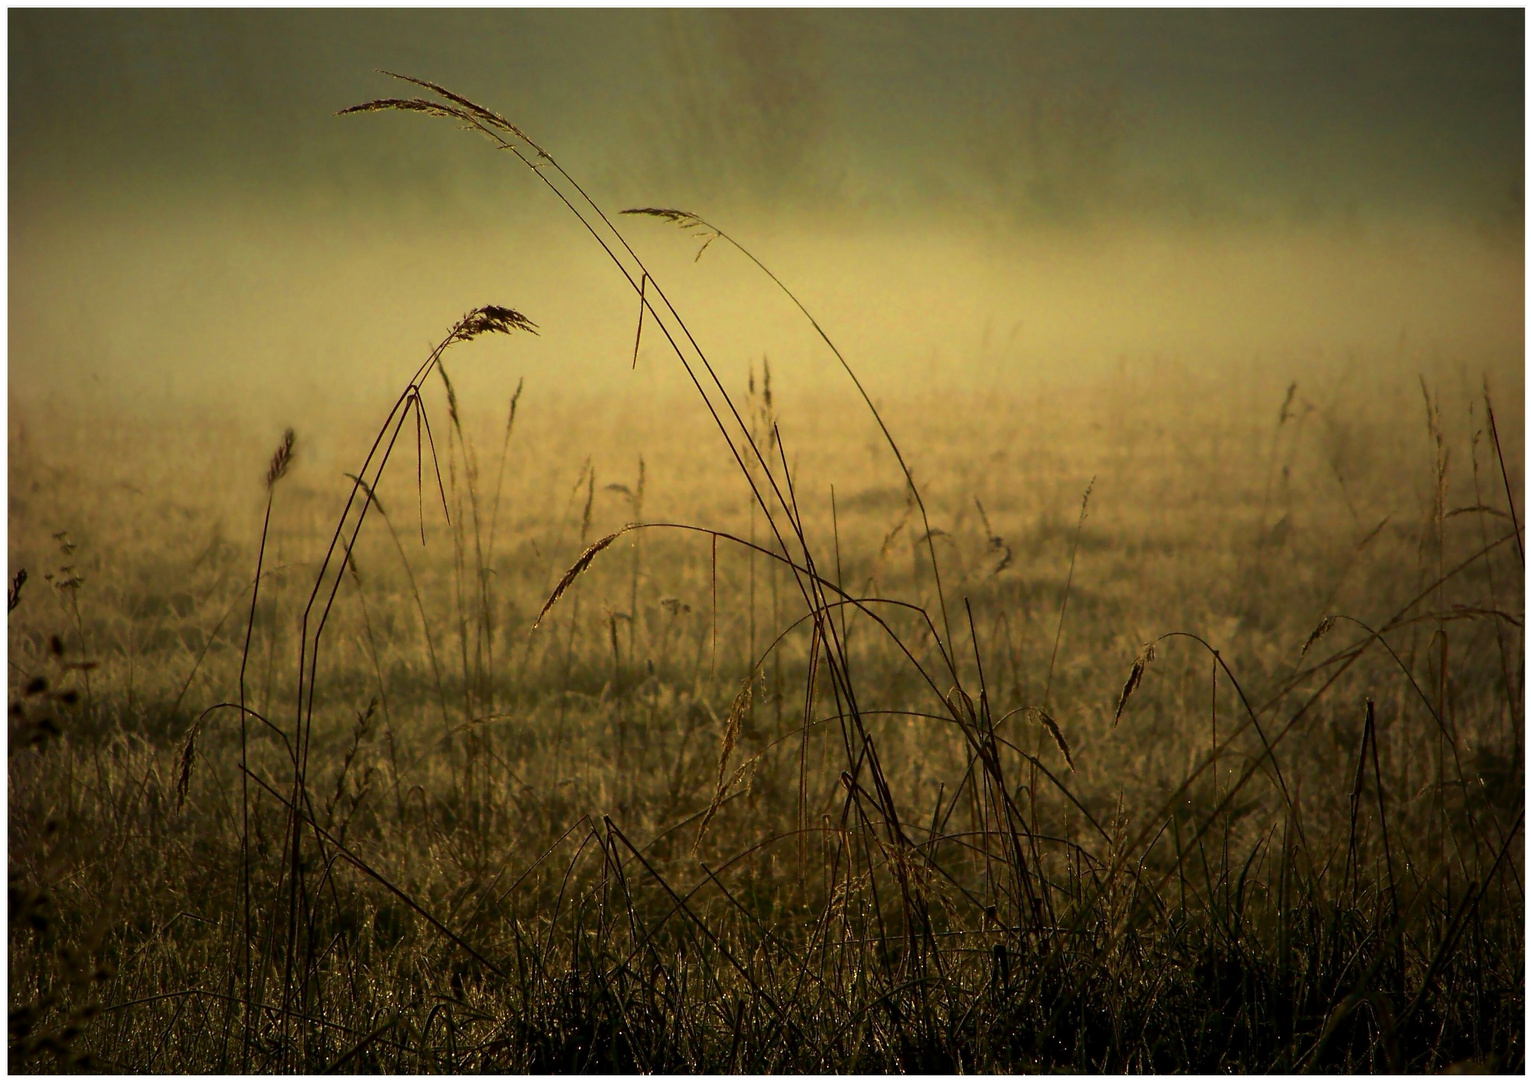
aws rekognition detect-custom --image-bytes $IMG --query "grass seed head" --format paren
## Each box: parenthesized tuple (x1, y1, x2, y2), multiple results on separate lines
(1300, 615, 1337, 657)
(622, 207, 706, 229)
(1030, 706, 1075, 770)
(622, 208, 721, 259)
(380, 71, 546, 154)
(175, 718, 203, 809)
(265, 428, 296, 490)
(533, 527, 630, 630)
(1113, 642, 1156, 726)
(452, 305, 539, 343)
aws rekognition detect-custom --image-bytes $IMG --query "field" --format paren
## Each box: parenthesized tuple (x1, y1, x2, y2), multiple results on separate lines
(8, 78, 1524, 1074)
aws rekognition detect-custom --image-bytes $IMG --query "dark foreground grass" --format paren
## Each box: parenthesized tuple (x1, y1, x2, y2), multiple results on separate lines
(9, 78, 1523, 1073)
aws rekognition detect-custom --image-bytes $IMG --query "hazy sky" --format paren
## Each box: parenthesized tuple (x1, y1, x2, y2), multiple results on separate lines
(9, 10, 1525, 422)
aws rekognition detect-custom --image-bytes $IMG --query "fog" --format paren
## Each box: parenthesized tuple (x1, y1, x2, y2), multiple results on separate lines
(10, 10, 1524, 430)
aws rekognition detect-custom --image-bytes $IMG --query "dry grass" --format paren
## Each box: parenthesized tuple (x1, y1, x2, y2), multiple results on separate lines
(8, 79, 1523, 1073)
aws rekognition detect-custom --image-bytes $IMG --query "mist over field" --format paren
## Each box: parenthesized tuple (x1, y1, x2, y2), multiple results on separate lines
(8, 10, 1524, 1073)
(10, 10, 1524, 417)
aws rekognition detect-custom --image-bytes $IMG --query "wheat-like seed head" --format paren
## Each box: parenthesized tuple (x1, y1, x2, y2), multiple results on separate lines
(1113, 642, 1156, 727)
(175, 718, 203, 809)
(1300, 616, 1337, 657)
(265, 429, 296, 490)
(1029, 706, 1075, 770)
(9, 568, 28, 613)
(533, 526, 633, 630)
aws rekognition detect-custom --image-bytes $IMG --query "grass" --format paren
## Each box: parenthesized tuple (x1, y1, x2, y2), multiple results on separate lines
(8, 76, 1523, 1073)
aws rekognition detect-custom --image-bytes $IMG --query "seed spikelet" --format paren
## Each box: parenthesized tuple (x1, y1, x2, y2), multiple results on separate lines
(533, 526, 633, 630)
(265, 429, 296, 490)
(451, 305, 538, 343)
(1300, 616, 1337, 657)
(1030, 706, 1075, 770)
(176, 717, 203, 809)
(1113, 642, 1156, 727)
(622, 208, 721, 260)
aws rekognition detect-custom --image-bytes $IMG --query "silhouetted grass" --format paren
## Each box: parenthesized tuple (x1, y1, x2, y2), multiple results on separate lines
(8, 78, 1522, 1073)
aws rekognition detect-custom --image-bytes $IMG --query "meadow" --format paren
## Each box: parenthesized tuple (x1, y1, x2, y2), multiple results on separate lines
(8, 79, 1524, 1073)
